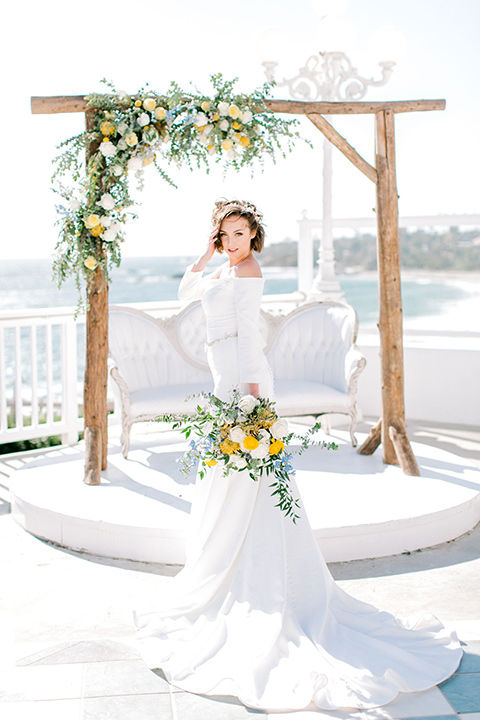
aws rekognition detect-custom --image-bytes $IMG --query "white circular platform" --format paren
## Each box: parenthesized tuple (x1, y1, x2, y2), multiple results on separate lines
(10, 428, 480, 564)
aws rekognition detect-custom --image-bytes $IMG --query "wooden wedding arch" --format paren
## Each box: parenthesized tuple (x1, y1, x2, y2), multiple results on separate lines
(32, 94, 445, 482)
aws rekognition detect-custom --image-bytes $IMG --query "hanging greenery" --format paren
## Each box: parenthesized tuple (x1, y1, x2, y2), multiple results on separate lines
(51, 74, 303, 306)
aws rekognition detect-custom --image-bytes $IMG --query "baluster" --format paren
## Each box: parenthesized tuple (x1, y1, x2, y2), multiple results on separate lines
(31, 324, 39, 428)
(14, 326, 22, 430)
(0, 327, 7, 432)
(46, 323, 54, 426)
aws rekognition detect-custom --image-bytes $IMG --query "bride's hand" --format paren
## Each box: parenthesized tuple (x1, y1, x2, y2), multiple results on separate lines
(192, 230, 218, 272)
(205, 229, 218, 262)
(248, 383, 260, 399)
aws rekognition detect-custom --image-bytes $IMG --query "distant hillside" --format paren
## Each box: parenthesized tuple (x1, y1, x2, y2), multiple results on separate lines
(261, 228, 480, 272)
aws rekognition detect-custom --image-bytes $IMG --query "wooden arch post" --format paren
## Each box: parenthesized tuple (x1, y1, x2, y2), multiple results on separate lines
(32, 95, 109, 484)
(266, 98, 446, 474)
(32, 94, 445, 480)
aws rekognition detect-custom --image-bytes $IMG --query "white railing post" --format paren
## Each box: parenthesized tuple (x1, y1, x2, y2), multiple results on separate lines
(61, 318, 79, 445)
(297, 211, 313, 295)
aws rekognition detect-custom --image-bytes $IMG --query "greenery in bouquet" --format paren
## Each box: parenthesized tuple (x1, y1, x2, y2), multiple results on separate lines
(51, 74, 304, 309)
(159, 390, 337, 523)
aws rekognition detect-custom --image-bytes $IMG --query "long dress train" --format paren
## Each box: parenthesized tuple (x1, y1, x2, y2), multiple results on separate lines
(134, 265, 462, 711)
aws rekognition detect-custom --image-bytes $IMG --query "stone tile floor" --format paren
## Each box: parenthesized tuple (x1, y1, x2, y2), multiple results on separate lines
(1, 638, 480, 719)
(1, 419, 479, 719)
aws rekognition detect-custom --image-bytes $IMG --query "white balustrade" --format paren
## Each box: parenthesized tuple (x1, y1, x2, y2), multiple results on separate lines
(0, 308, 84, 446)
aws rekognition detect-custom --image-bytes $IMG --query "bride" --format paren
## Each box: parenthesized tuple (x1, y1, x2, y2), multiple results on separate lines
(134, 198, 462, 711)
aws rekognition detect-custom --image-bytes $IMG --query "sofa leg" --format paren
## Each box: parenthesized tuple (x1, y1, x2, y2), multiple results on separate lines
(322, 415, 331, 435)
(121, 423, 132, 459)
(349, 413, 358, 448)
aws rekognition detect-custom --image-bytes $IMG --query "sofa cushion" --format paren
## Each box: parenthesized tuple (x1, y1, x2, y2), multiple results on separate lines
(273, 379, 350, 417)
(130, 382, 214, 417)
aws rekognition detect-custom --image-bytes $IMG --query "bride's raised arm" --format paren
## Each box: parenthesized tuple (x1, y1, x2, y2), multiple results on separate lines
(178, 230, 221, 302)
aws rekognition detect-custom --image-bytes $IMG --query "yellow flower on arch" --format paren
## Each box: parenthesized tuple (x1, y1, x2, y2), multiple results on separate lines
(143, 98, 156, 112)
(205, 458, 217, 466)
(89, 224, 104, 237)
(84, 256, 97, 270)
(100, 120, 115, 136)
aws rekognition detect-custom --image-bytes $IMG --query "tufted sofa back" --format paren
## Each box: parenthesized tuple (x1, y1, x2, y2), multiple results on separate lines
(266, 303, 358, 393)
(109, 306, 211, 393)
(109, 301, 358, 395)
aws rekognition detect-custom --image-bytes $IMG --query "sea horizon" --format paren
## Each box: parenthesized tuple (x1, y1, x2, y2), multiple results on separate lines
(1, 256, 479, 332)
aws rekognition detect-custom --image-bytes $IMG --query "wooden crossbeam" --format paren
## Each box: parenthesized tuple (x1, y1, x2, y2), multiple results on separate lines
(31, 96, 87, 114)
(31, 96, 446, 117)
(265, 99, 446, 115)
(307, 113, 378, 184)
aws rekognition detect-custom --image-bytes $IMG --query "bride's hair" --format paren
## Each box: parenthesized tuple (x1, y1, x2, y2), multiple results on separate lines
(211, 198, 265, 254)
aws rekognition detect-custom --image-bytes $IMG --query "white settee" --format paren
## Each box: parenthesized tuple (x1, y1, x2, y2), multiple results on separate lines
(108, 301, 366, 457)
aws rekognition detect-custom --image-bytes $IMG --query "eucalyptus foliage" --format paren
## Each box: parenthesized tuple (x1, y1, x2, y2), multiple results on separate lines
(51, 75, 304, 308)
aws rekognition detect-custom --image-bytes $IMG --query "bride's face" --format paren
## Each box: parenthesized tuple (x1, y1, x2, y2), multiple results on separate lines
(218, 215, 256, 261)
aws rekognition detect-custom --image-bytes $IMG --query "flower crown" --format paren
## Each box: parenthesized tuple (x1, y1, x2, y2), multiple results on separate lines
(212, 199, 263, 228)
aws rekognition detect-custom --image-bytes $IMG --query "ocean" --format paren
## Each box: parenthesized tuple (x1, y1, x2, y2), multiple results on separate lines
(0, 257, 477, 329)
(1, 257, 478, 414)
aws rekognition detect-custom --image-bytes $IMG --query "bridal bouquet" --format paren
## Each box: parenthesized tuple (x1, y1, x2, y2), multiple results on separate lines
(158, 390, 337, 522)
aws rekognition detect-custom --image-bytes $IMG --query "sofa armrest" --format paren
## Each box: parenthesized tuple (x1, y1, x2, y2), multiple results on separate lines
(345, 346, 367, 395)
(109, 361, 132, 417)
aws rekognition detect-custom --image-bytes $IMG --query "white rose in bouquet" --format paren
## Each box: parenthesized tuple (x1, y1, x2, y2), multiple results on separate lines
(218, 101, 230, 116)
(241, 109, 253, 124)
(203, 421, 214, 434)
(111, 164, 124, 177)
(99, 141, 116, 157)
(271, 418, 289, 439)
(194, 112, 208, 128)
(101, 227, 117, 242)
(127, 156, 143, 173)
(250, 442, 270, 460)
(99, 193, 115, 211)
(231, 456, 248, 471)
(238, 395, 259, 414)
(117, 121, 129, 136)
(138, 112, 150, 127)
(100, 216, 111, 228)
(219, 119, 229, 132)
(230, 426, 246, 444)
(259, 429, 271, 442)
(68, 198, 81, 211)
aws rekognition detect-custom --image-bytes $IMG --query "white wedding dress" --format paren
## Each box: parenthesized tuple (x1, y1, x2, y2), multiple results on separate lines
(134, 264, 462, 711)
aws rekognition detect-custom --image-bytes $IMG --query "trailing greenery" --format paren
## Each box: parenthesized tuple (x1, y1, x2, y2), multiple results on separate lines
(52, 75, 304, 309)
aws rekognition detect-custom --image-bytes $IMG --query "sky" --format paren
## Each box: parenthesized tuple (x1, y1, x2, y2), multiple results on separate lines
(2, 0, 480, 259)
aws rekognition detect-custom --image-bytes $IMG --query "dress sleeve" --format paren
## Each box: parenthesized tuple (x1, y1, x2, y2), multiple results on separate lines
(177, 263, 206, 301)
(233, 279, 266, 384)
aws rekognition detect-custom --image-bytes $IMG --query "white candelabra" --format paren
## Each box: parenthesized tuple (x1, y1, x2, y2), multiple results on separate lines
(258, 9, 406, 300)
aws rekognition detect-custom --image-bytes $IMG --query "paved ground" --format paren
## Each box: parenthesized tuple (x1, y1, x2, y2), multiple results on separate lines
(1, 419, 479, 719)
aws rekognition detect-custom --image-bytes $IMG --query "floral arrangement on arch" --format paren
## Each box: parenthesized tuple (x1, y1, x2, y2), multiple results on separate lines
(52, 74, 303, 304)
(159, 390, 337, 523)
